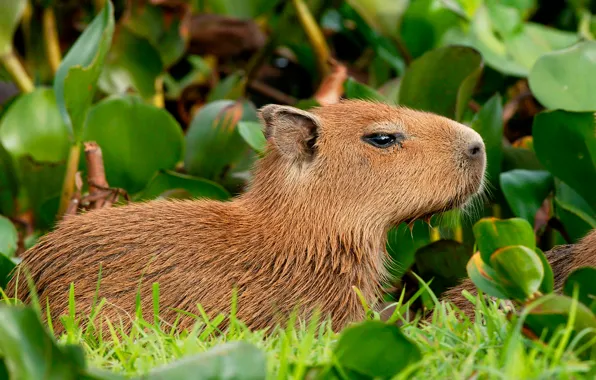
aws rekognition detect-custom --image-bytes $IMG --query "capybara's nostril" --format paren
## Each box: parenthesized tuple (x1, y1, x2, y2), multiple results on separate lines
(466, 142, 484, 159)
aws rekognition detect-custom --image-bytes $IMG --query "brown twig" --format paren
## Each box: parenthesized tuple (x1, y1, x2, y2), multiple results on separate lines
(314, 58, 348, 105)
(85, 142, 111, 209)
(248, 80, 298, 105)
(502, 90, 533, 125)
(64, 172, 83, 217)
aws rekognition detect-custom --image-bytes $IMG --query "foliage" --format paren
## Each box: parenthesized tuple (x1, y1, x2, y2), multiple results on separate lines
(0, 0, 595, 378)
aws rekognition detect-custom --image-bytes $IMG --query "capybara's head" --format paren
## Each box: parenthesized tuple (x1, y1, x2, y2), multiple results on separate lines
(252, 99, 486, 228)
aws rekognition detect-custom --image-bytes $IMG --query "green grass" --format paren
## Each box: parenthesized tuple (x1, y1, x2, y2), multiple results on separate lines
(9, 292, 590, 379)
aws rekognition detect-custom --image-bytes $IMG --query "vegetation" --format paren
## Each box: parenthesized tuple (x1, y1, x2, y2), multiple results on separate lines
(0, 0, 596, 378)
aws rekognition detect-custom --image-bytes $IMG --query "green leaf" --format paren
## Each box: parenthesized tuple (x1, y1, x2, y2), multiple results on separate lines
(529, 41, 596, 112)
(554, 180, 596, 243)
(0, 0, 26, 55)
(470, 94, 504, 189)
(141, 341, 266, 379)
(184, 100, 257, 180)
(414, 240, 474, 295)
(0, 306, 86, 379)
(0, 88, 70, 163)
(500, 170, 554, 227)
(345, 0, 409, 37)
(0, 142, 18, 217)
(467, 251, 509, 299)
(0, 215, 17, 258)
(386, 221, 431, 280)
(238, 121, 267, 154)
(563, 267, 596, 312)
(524, 293, 596, 355)
(343, 77, 387, 102)
(0, 253, 16, 289)
(533, 110, 596, 209)
(489, 245, 544, 301)
(135, 171, 230, 202)
(207, 72, 247, 102)
(535, 247, 554, 295)
(83, 95, 184, 194)
(99, 26, 163, 100)
(54, 0, 115, 141)
(473, 217, 536, 264)
(333, 320, 421, 378)
(398, 45, 483, 121)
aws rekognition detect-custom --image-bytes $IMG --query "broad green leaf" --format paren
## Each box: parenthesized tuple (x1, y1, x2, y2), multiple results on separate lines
(467, 251, 509, 299)
(99, 26, 163, 100)
(0, 306, 86, 379)
(345, 0, 409, 37)
(0, 253, 16, 289)
(500, 170, 553, 227)
(238, 121, 267, 154)
(398, 45, 483, 121)
(470, 94, 503, 188)
(535, 247, 554, 295)
(141, 341, 266, 379)
(124, 3, 187, 67)
(333, 320, 421, 378)
(529, 41, 596, 112)
(0, 0, 26, 56)
(489, 245, 544, 301)
(135, 171, 230, 202)
(564, 267, 596, 312)
(0, 216, 17, 258)
(54, 0, 115, 141)
(524, 293, 596, 357)
(343, 77, 387, 102)
(207, 72, 247, 102)
(554, 180, 596, 243)
(0, 88, 70, 163)
(386, 221, 431, 280)
(502, 145, 544, 172)
(0, 143, 18, 216)
(83, 95, 184, 194)
(533, 110, 596, 209)
(184, 100, 258, 180)
(473, 217, 536, 264)
(414, 239, 474, 296)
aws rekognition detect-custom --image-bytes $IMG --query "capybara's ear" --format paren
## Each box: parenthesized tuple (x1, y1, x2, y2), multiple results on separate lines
(258, 104, 322, 162)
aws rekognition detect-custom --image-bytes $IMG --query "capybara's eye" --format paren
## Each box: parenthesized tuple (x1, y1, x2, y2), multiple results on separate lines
(362, 133, 404, 149)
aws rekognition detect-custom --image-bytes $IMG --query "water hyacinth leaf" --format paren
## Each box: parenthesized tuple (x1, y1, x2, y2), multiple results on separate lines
(524, 294, 596, 354)
(83, 95, 184, 194)
(343, 77, 387, 102)
(398, 45, 483, 121)
(470, 94, 503, 189)
(0, 253, 16, 289)
(0, 144, 18, 216)
(467, 252, 509, 299)
(489, 245, 544, 302)
(533, 110, 596, 208)
(238, 121, 267, 154)
(333, 320, 421, 378)
(345, 0, 409, 37)
(207, 72, 247, 102)
(535, 247, 554, 295)
(0, 216, 17, 258)
(0, 0, 26, 55)
(0, 88, 70, 163)
(184, 100, 258, 180)
(563, 267, 596, 311)
(500, 170, 553, 227)
(529, 41, 596, 112)
(141, 341, 267, 379)
(0, 306, 86, 379)
(386, 221, 431, 280)
(554, 180, 596, 229)
(54, 0, 115, 140)
(473, 217, 536, 264)
(99, 27, 163, 100)
(135, 171, 230, 202)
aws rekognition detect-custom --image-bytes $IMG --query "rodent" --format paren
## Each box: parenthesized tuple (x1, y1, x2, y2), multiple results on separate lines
(4, 99, 487, 335)
(440, 228, 596, 317)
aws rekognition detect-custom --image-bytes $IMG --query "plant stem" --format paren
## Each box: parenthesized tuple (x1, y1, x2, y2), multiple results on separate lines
(58, 143, 82, 217)
(1, 51, 34, 93)
(153, 76, 164, 108)
(292, 0, 331, 77)
(43, 7, 62, 74)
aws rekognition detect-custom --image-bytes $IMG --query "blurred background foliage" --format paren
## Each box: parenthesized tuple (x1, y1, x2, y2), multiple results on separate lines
(0, 0, 595, 312)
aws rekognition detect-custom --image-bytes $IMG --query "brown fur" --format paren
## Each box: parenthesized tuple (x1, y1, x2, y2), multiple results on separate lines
(4, 100, 486, 335)
(440, 229, 596, 317)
